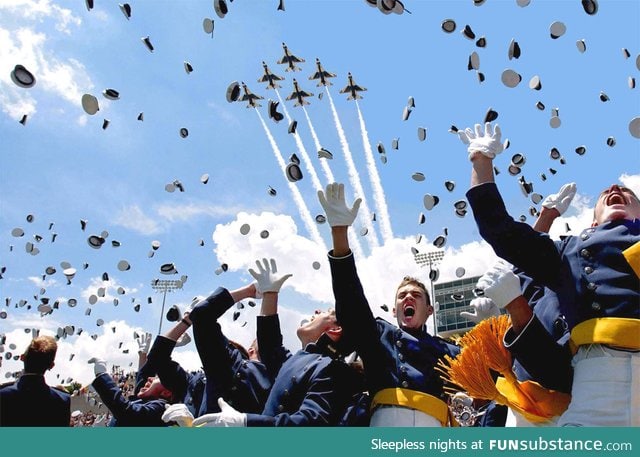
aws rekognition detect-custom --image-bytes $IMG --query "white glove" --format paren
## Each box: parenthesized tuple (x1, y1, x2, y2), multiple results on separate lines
(161, 403, 194, 427)
(458, 122, 504, 160)
(248, 258, 292, 294)
(475, 260, 522, 309)
(192, 398, 247, 427)
(317, 182, 362, 227)
(175, 332, 191, 348)
(136, 331, 152, 354)
(459, 297, 501, 323)
(88, 357, 108, 376)
(542, 182, 577, 215)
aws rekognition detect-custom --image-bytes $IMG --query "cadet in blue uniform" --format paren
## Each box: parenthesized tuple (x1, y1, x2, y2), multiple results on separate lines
(460, 122, 640, 426)
(180, 258, 358, 427)
(0, 336, 70, 426)
(186, 282, 274, 415)
(318, 183, 460, 427)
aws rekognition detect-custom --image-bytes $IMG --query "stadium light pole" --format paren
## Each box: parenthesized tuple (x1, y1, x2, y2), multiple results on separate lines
(413, 250, 445, 334)
(150, 279, 183, 334)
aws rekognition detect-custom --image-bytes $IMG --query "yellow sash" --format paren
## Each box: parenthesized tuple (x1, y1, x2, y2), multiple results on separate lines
(570, 317, 640, 353)
(623, 241, 640, 278)
(371, 388, 455, 426)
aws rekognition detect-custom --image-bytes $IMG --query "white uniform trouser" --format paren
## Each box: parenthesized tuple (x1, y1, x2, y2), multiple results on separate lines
(558, 344, 640, 427)
(370, 405, 442, 427)
(505, 408, 559, 427)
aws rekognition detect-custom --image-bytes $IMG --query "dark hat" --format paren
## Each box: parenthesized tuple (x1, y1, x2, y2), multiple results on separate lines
(10, 64, 36, 88)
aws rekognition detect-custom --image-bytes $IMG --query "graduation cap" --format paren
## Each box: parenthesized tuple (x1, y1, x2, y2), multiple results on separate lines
(81, 94, 99, 115)
(377, 142, 385, 154)
(402, 106, 411, 121)
(529, 76, 542, 90)
(288, 120, 298, 134)
(501, 69, 522, 88)
(576, 39, 587, 53)
(444, 181, 455, 192)
(260, 230, 270, 239)
(179, 128, 189, 138)
(417, 127, 427, 141)
(550, 21, 566, 39)
(315, 215, 326, 224)
(412, 172, 425, 182)
(423, 194, 439, 210)
(278, 0, 285, 11)
(508, 39, 521, 60)
(203, 18, 214, 35)
(575, 146, 587, 156)
(103, 89, 120, 100)
(117, 260, 131, 271)
(476, 36, 486, 48)
(441, 19, 456, 33)
(468, 52, 480, 71)
(455, 267, 466, 278)
(141, 35, 155, 52)
(226, 81, 240, 103)
(10, 64, 36, 88)
(160, 263, 178, 274)
(391, 138, 399, 150)
(119, 3, 132, 19)
(267, 186, 277, 196)
(606, 137, 616, 147)
(484, 108, 498, 123)
(184, 62, 194, 74)
(102, 119, 110, 130)
(268, 100, 284, 122)
(166, 305, 181, 322)
(240, 223, 251, 235)
(285, 162, 303, 182)
(581, 0, 598, 15)
(630, 117, 640, 138)
(201, 173, 209, 184)
(88, 235, 105, 249)
(461, 24, 476, 40)
(599, 91, 610, 102)
(214, 0, 228, 19)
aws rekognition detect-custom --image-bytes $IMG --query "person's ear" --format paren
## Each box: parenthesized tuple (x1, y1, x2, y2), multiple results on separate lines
(392, 307, 397, 317)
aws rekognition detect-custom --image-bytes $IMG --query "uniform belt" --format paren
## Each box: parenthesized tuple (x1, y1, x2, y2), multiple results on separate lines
(570, 317, 640, 354)
(371, 388, 454, 427)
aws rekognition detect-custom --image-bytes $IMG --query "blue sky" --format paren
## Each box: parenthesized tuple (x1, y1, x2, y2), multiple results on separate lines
(1, 0, 639, 386)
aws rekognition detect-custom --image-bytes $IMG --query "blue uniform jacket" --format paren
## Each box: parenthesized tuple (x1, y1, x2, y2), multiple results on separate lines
(189, 287, 273, 415)
(91, 373, 168, 426)
(247, 314, 356, 426)
(467, 182, 639, 385)
(145, 336, 205, 417)
(0, 374, 70, 426)
(328, 252, 460, 403)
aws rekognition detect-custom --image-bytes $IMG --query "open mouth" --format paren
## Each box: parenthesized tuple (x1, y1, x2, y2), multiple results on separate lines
(403, 304, 416, 318)
(606, 192, 626, 205)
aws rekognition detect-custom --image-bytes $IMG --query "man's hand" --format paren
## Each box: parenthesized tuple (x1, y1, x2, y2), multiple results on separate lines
(88, 357, 108, 376)
(317, 182, 362, 227)
(476, 260, 522, 309)
(161, 403, 194, 427)
(542, 182, 577, 216)
(458, 122, 504, 160)
(191, 398, 247, 427)
(459, 297, 501, 323)
(248, 258, 292, 294)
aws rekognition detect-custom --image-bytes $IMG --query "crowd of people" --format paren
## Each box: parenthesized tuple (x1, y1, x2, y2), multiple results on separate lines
(1, 121, 638, 427)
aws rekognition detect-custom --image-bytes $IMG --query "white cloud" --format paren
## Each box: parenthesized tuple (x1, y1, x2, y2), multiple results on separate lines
(0, 0, 81, 34)
(0, 2, 92, 119)
(620, 173, 640, 196)
(113, 205, 162, 235)
(155, 202, 248, 223)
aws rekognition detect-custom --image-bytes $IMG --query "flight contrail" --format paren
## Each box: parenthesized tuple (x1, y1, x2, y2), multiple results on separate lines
(275, 90, 323, 193)
(302, 105, 335, 184)
(325, 87, 380, 248)
(356, 100, 394, 243)
(256, 110, 326, 249)
(303, 98, 366, 260)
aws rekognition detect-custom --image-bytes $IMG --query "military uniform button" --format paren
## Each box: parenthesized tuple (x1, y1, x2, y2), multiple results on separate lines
(396, 340, 403, 348)
(580, 249, 590, 258)
(236, 372, 242, 378)
(291, 376, 296, 382)
(591, 302, 601, 311)
(398, 353, 404, 362)
(278, 405, 284, 412)
(231, 386, 238, 392)
(283, 389, 289, 397)
(580, 233, 590, 241)
(587, 282, 597, 291)
(584, 266, 593, 274)
(400, 366, 407, 373)
(401, 381, 409, 388)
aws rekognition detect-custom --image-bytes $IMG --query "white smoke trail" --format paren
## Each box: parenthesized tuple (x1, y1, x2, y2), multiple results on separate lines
(256, 110, 326, 249)
(302, 105, 335, 184)
(275, 90, 323, 193)
(356, 100, 394, 243)
(302, 98, 366, 260)
(325, 87, 380, 248)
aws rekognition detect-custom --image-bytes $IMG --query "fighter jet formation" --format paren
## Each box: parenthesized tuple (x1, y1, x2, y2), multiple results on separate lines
(286, 79, 314, 107)
(308, 58, 337, 87)
(228, 45, 365, 111)
(277, 42, 305, 72)
(339, 73, 367, 100)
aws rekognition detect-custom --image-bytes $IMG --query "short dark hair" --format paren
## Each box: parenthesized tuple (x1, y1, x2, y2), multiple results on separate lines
(22, 336, 57, 374)
(396, 276, 431, 306)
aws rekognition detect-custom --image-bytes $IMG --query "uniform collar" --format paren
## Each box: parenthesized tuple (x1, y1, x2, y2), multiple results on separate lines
(305, 334, 345, 360)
